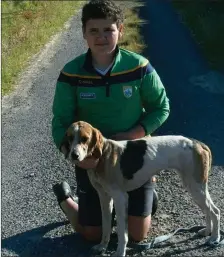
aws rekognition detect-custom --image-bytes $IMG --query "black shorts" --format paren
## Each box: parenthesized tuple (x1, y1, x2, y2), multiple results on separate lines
(75, 167, 156, 226)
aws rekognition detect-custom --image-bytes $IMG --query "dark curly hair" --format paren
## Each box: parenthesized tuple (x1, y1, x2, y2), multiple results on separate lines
(81, 0, 124, 29)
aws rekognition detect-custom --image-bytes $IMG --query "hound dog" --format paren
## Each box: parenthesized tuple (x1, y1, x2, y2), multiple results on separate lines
(61, 121, 221, 257)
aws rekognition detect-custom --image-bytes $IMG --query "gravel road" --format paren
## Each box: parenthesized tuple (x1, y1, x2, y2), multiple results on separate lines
(2, 2, 224, 257)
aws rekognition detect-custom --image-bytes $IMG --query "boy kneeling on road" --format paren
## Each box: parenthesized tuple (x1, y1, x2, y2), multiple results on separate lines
(52, 0, 170, 243)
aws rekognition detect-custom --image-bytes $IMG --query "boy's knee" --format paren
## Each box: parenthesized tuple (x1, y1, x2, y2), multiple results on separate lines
(79, 226, 102, 242)
(128, 215, 151, 242)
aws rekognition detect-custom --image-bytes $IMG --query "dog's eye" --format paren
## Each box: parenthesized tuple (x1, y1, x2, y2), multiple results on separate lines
(80, 136, 88, 143)
(65, 135, 73, 145)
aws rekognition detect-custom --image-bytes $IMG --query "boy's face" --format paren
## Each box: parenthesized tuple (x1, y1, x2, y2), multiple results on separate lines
(83, 18, 123, 57)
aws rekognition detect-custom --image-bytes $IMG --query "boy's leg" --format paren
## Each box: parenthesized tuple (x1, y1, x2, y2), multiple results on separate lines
(53, 169, 157, 243)
(53, 181, 79, 230)
(60, 197, 79, 231)
(77, 182, 103, 242)
(127, 177, 157, 242)
(57, 195, 102, 242)
(53, 167, 103, 242)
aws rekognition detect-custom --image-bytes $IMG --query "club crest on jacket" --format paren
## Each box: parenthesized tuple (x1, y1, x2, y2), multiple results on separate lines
(123, 86, 132, 98)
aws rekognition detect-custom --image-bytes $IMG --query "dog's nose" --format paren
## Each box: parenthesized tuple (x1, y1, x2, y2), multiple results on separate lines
(71, 152, 79, 160)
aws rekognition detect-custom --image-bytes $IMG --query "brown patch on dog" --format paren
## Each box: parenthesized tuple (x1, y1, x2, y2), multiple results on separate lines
(94, 140, 121, 175)
(91, 128, 104, 159)
(105, 141, 119, 168)
(66, 125, 75, 137)
(193, 140, 212, 183)
(79, 124, 92, 143)
(63, 121, 120, 175)
(111, 145, 118, 167)
(73, 121, 104, 159)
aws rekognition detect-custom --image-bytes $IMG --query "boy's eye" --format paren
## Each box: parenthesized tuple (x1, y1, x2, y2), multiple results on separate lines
(66, 134, 74, 145)
(105, 28, 114, 32)
(90, 29, 98, 33)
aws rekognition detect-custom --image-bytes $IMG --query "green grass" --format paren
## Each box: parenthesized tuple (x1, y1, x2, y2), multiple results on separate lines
(1, 1, 145, 96)
(172, 1, 224, 72)
(1, 1, 85, 96)
(119, 7, 146, 54)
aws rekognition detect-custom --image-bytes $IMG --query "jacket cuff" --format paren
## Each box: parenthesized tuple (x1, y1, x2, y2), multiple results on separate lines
(139, 122, 149, 136)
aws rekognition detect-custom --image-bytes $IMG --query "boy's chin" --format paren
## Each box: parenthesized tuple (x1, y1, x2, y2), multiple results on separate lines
(93, 47, 116, 55)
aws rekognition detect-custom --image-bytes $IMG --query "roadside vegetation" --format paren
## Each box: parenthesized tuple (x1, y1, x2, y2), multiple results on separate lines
(2, 0, 223, 96)
(172, 1, 224, 72)
(2, 1, 84, 96)
(1, 1, 145, 96)
(119, 7, 146, 54)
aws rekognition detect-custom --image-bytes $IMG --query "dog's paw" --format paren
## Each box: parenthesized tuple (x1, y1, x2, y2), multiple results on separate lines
(111, 250, 126, 257)
(90, 243, 107, 255)
(197, 227, 211, 237)
(205, 235, 221, 247)
(111, 252, 125, 257)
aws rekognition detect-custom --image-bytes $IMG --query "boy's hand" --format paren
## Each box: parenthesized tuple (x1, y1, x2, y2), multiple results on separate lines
(110, 125, 146, 141)
(110, 132, 132, 141)
(76, 156, 99, 169)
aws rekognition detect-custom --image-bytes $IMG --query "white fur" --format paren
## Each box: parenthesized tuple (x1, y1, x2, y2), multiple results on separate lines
(66, 123, 221, 257)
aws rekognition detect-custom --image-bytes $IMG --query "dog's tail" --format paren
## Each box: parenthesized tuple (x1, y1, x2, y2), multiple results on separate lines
(200, 142, 212, 171)
(193, 139, 212, 183)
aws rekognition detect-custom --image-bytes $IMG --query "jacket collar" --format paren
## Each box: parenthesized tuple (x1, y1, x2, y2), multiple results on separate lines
(83, 45, 120, 73)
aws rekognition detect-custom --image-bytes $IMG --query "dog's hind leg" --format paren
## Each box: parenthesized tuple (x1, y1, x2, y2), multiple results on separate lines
(184, 180, 220, 245)
(180, 142, 220, 245)
(202, 187, 220, 246)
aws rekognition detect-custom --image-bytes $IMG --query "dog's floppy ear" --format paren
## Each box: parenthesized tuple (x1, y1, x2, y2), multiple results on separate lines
(60, 133, 70, 159)
(91, 128, 104, 159)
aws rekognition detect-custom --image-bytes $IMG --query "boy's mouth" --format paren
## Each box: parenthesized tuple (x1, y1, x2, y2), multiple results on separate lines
(95, 44, 108, 46)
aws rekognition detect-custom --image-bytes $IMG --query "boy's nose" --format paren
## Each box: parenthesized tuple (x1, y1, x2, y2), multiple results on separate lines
(97, 31, 107, 38)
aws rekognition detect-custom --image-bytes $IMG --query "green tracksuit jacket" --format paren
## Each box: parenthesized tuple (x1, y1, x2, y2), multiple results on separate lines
(52, 47, 170, 148)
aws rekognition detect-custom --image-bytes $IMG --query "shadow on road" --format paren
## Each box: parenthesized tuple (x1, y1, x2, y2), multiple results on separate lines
(1, 221, 96, 257)
(137, 0, 224, 166)
(2, 221, 215, 257)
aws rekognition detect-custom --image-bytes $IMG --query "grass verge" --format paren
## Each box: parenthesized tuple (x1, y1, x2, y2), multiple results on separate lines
(2, 1, 84, 96)
(2, 1, 145, 96)
(119, 6, 146, 54)
(171, 1, 224, 72)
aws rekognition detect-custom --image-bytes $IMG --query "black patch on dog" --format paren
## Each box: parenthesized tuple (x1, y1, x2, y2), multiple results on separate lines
(120, 140, 147, 180)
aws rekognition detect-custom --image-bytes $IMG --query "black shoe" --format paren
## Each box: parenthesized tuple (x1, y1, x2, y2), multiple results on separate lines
(53, 181, 73, 204)
(151, 189, 158, 216)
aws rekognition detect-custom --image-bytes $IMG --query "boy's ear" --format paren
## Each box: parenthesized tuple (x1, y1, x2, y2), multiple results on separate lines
(82, 26, 86, 39)
(118, 24, 124, 39)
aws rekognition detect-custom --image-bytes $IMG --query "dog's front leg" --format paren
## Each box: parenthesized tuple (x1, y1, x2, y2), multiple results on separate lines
(91, 186, 113, 255)
(111, 190, 129, 257)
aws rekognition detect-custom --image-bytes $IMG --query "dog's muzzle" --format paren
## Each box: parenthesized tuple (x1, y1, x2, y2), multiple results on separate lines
(71, 151, 80, 161)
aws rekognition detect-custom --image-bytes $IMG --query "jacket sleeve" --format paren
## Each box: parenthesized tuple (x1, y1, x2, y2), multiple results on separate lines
(51, 73, 77, 149)
(139, 66, 170, 135)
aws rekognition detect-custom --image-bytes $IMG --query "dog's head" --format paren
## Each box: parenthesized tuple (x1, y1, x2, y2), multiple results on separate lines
(60, 121, 104, 163)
